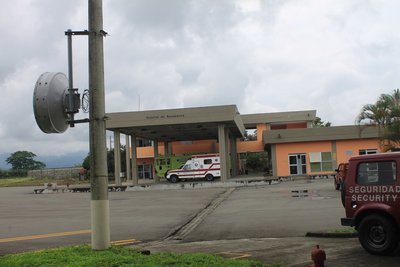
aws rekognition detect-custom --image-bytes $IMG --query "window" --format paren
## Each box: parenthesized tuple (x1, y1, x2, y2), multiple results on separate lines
(157, 158, 170, 168)
(137, 138, 153, 147)
(309, 152, 333, 172)
(183, 164, 193, 170)
(240, 129, 257, 141)
(359, 149, 377, 155)
(138, 164, 153, 179)
(204, 159, 212, 165)
(289, 154, 307, 175)
(357, 161, 396, 185)
(181, 141, 193, 145)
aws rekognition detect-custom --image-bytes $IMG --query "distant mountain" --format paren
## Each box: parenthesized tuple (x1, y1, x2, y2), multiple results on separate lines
(0, 151, 88, 170)
(37, 151, 88, 168)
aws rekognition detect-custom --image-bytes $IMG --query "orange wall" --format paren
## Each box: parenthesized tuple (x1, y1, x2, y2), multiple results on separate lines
(275, 139, 382, 176)
(237, 123, 267, 153)
(172, 140, 217, 155)
(136, 124, 268, 158)
(136, 140, 216, 159)
(137, 158, 154, 165)
(336, 139, 381, 164)
(137, 146, 157, 159)
(271, 122, 307, 130)
(275, 141, 332, 176)
(287, 122, 307, 129)
(132, 124, 382, 178)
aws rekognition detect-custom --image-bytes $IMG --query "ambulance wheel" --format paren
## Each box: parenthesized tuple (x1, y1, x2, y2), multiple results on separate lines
(164, 169, 171, 178)
(205, 174, 214, 181)
(358, 214, 399, 255)
(170, 175, 179, 183)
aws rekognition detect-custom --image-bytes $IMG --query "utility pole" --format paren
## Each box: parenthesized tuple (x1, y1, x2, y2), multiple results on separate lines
(88, 0, 110, 250)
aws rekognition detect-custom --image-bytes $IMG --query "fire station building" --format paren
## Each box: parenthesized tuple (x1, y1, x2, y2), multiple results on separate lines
(105, 105, 380, 184)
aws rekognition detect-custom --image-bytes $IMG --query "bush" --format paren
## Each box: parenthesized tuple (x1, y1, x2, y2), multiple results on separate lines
(0, 169, 27, 178)
(243, 152, 269, 172)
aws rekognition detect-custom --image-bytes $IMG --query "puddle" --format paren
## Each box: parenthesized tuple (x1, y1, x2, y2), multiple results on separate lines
(291, 189, 309, 197)
(291, 189, 329, 199)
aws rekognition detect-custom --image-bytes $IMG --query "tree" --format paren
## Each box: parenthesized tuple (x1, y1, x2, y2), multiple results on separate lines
(357, 89, 400, 150)
(241, 129, 257, 141)
(312, 117, 331, 127)
(358, 89, 400, 126)
(6, 151, 45, 171)
(82, 146, 127, 177)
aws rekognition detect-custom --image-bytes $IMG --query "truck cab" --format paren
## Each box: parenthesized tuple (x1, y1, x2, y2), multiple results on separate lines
(334, 162, 348, 190)
(341, 152, 400, 255)
(154, 155, 191, 178)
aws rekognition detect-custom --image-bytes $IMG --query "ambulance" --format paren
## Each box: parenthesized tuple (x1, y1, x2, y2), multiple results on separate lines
(165, 154, 220, 183)
(154, 155, 191, 178)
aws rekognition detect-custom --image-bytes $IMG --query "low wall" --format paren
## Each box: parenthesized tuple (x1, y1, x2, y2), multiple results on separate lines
(28, 167, 84, 180)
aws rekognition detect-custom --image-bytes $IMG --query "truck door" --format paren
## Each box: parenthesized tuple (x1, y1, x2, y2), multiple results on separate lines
(192, 159, 202, 178)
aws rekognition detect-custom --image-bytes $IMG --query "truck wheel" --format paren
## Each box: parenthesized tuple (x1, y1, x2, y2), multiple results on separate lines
(358, 214, 399, 255)
(170, 175, 179, 183)
(335, 180, 340, 190)
(205, 174, 214, 181)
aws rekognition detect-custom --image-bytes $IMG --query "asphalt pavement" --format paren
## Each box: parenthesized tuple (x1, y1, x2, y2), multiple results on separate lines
(1, 177, 400, 266)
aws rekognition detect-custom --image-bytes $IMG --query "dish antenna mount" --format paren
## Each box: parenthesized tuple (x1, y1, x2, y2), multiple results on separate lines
(33, 30, 89, 133)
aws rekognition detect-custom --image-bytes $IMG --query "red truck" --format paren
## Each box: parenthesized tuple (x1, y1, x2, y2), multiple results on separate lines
(341, 152, 400, 255)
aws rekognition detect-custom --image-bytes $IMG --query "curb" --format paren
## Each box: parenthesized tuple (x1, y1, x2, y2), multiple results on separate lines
(305, 232, 358, 238)
(126, 179, 280, 191)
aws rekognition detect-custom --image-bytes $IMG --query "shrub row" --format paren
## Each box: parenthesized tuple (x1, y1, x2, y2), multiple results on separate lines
(0, 169, 28, 178)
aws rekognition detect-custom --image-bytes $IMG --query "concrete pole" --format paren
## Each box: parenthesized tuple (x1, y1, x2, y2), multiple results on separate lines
(218, 124, 228, 182)
(331, 141, 337, 169)
(130, 134, 138, 185)
(225, 129, 231, 179)
(168, 142, 173, 155)
(164, 141, 170, 156)
(163, 141, 173, 156)
(230, 137, 238, 177)
(113, 130, 121, 186)
(88, 0, 110, 250)
(153, 140, 159, 182)
(270, 144, 277, 176)
(125, 134, 131, 181)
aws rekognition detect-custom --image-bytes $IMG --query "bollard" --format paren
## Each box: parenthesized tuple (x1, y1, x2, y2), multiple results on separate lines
(309, 245, 326, 267)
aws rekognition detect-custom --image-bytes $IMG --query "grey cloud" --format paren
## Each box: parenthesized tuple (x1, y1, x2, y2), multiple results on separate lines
(1, 0, 400, 157)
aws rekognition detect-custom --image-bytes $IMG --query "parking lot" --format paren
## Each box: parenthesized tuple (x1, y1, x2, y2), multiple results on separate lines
(1, 178, 399, 266)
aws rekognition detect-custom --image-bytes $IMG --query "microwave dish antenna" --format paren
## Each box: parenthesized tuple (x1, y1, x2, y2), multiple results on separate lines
(33, 30, 89, 134)
(33, 72, 70, 133)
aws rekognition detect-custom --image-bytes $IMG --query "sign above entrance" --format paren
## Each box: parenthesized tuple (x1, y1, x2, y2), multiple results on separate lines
(146, 114, 185, 120)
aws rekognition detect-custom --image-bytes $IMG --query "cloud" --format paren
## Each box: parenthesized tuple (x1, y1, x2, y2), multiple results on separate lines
(1, 0, 400, 157)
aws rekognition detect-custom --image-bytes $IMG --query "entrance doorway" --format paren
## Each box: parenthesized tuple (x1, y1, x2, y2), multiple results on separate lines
(138, 164, 153, 179)
(289, 154, 307, 175)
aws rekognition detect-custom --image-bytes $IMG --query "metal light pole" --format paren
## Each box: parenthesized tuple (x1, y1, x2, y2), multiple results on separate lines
(88, 0, 110, 250)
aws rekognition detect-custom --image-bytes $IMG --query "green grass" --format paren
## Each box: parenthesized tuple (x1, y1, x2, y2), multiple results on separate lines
(0, 245, 285, 267)
(0, 177, 41, 187)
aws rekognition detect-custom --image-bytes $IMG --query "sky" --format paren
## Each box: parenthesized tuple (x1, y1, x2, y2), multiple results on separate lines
(1, 0, 400, 159)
